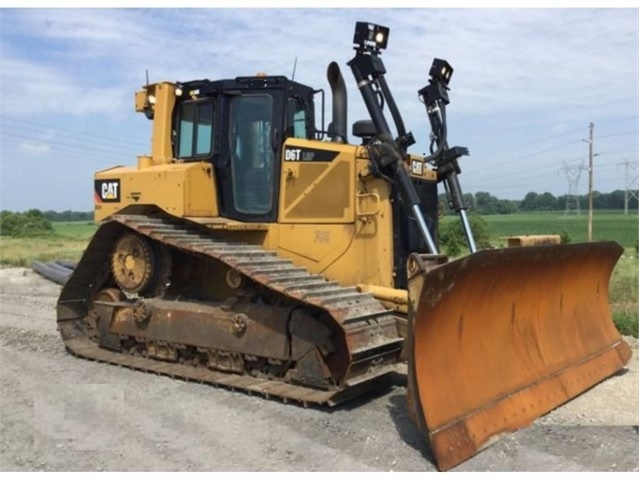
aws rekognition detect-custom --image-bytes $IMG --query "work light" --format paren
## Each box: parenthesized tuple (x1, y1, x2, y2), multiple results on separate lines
(353, 22, 389, 51)
(429, 58, 453, 86)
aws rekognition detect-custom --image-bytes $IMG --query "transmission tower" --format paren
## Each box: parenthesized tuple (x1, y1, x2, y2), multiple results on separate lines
(617, 160, 639, 214)
(559, 161, 585, 214)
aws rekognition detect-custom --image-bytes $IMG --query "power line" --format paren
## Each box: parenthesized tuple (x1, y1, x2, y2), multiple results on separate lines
(472, 139, 584, 179)
(0, 130, 137, 160)
(480, 133, 637, 174)
(474, 145, 638, 190)
(594, 148, 638, 156)
(479, 126, 587, 158)
(0, 116, 148, 148)
(0, 123, 144, 154)
(596, 130, 638, 139)
(0, 132, 132, 166)
(470, 124, 637, 166)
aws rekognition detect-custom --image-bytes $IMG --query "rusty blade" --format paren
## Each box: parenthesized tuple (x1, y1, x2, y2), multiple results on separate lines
(408, 242, 632, 471)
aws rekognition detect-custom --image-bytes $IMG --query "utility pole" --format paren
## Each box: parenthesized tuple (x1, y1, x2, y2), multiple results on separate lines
(587, 122, 594, 242)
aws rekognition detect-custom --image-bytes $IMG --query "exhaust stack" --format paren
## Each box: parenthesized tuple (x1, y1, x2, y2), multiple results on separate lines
(327, 61, 348, 143)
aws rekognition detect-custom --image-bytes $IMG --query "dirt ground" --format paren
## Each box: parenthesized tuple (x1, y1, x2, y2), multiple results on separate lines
(0, 267, 637, 472)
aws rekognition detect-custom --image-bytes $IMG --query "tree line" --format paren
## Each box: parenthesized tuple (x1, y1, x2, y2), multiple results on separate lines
(0, 210, 92, 237)
(2, 188, 636, 233)
(0, 210, 54, 237)
(441, 189, 638, 215)
(41, 210, 94, 221)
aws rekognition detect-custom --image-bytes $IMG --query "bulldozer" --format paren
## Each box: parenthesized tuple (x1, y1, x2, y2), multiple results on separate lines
(56, 22, 631, 470)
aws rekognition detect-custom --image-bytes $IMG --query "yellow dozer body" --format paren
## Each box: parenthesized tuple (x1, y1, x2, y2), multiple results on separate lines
(56, 22, 631, 470)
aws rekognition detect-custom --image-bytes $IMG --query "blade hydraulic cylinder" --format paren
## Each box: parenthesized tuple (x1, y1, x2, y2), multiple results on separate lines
(348, 48, 438, 254)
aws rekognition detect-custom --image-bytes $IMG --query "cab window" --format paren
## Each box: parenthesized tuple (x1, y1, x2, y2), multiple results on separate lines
(177, 99, 214, 159)
(287, 98, 308, 139)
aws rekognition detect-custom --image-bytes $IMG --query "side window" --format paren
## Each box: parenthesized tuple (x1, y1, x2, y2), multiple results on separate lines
(177, 99, 214, 159)
(178, 104, 195, 157)
(287, 99, 308, 139)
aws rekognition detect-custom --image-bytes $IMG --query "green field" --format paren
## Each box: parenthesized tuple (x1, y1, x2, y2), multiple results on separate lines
(52, 221, 98, 238)
(0, 221, 97, 267)
(442, 210, 639, 249)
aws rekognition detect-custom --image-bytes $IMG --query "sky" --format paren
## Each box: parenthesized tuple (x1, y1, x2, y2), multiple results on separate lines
(0, 6, 638, 212)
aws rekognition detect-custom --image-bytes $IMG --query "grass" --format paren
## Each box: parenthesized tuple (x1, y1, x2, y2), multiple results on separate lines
(1, 213, 637, 337)
(480, 210, 638, 249)
(613, 312, 639, 338)
(52, 221, 98, 238)
(0, 221, 97, 267)
(609, 252, 639, 337)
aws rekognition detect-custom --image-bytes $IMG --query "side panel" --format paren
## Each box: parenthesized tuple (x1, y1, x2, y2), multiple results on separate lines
(278, 139, 355, 223)
(94, 163, 218, 221)
(269, 140, 396, 288)
(278, 224, 354, 265)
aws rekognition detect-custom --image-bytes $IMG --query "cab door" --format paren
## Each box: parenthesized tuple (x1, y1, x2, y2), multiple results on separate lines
(216, 89, 284, 223)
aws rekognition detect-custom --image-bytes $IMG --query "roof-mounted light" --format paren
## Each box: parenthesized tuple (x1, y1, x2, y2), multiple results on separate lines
(353, 21, 389, 52)
(418, 58, 455, 107)
(429, 58, 454, 86)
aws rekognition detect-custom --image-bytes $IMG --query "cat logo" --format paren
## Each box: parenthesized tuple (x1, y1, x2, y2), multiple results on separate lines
(411, 159, 424, 176)
(94, 179, 121, 203)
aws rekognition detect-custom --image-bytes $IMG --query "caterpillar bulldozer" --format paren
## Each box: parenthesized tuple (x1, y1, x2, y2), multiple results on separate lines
(56, 22, 631, 470)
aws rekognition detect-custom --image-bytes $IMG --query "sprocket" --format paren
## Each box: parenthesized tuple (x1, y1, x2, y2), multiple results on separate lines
(111, 232, 172, 296)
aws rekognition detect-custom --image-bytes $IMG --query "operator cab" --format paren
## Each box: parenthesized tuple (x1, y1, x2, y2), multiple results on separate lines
(172, 76, 316, 223)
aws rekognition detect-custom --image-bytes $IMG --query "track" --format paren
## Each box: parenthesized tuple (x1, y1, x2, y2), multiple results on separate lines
(57, 214, 404, 406)
(61, 336, 394, 407)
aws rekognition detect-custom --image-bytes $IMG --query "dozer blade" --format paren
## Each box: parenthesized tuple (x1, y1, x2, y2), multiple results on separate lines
(406, 241, 632, 471)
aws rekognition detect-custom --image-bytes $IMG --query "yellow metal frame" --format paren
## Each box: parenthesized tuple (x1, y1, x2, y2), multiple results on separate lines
(99, 80, 439, 296)
(95, 163, 218, 221)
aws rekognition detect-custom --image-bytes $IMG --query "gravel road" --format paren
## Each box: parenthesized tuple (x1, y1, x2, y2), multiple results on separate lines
(1, 267, 637, 472)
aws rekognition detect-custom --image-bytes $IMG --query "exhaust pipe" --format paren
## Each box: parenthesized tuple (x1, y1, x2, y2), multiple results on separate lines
(327, 61, 347, 143)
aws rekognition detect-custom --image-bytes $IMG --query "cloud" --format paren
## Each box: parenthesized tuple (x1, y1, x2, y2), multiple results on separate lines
(398, 9, 637, 117)
(0, 48, 127, 117)
(0, 8, 636, 209)
(17, 142, 52, 154)
(3, 9, 636, 120)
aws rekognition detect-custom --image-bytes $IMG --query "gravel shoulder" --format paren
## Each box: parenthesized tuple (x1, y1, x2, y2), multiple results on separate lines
(0, 267, 637, 472)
